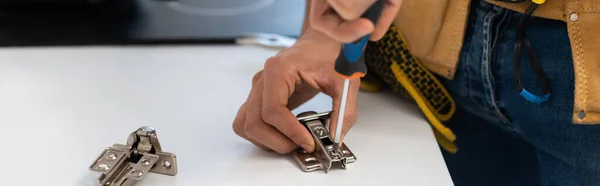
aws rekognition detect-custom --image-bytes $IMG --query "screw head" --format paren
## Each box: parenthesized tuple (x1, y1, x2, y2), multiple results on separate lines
(162, 161, 172, 170)
(329, 150, 342, 159)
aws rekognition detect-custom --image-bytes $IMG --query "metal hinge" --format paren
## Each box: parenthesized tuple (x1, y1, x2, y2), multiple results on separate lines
(292, 111, 357, 173)
(89, 126, 178, 186)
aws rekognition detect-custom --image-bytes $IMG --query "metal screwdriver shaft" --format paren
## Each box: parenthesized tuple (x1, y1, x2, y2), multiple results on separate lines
(333, 79, 350, 151)
(331, 0, 385, 152)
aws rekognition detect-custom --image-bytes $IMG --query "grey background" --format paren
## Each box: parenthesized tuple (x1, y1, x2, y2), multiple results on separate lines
(0, 0, 305, 46)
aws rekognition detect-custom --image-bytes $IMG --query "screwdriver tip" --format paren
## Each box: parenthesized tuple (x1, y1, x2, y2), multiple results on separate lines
(332, 143, 340, 151)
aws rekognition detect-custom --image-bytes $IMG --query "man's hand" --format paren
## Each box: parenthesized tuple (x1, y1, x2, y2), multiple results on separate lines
(309, 0, 402, 43)
(232, 31, 360, 154)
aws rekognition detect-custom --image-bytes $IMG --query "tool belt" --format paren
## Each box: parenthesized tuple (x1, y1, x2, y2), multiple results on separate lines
(362, 24, 458, 153)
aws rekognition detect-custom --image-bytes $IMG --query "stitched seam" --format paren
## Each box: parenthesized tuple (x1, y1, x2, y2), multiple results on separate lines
(451, 1, 467, 78)
(576, 22, 588, 112)
(571, 5, 588, 116)
(488, 8, 512, 125)
(451, 4, 460, 69)
(482, 12, 492, 104)
(581, 7, 599, 12)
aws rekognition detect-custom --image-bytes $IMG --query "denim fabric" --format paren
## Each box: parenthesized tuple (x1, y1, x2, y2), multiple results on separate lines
(439, 0, 600, 185)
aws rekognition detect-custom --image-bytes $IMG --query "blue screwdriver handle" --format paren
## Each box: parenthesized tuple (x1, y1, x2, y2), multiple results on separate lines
(334, 0, 386, 79)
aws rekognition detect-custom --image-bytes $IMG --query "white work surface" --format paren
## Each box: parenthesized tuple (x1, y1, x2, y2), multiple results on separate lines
(0, 45, 453, 186)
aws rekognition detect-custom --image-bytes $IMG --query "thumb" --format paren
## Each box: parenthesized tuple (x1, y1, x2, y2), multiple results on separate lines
(326, 77, 360, 145)
(327, 0, 377, 20)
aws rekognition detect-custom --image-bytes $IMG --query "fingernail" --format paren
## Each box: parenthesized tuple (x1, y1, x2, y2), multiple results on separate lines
(301, 143, 314, 152)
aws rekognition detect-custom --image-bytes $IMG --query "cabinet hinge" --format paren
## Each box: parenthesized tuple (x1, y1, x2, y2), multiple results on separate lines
(293, 111, 357, 173)
(89, 126, 178, 186)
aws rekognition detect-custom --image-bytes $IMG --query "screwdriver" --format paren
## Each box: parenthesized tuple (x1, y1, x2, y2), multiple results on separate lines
(332, 0, 385, 152)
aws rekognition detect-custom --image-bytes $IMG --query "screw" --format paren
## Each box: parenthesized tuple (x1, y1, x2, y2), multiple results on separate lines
(329, 150, 341, 159)
(163, 161, 172, 170)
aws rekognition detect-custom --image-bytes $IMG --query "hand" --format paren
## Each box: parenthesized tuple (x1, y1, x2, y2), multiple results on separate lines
(309, 0, 402, 43)
(232, 31, 360, 154)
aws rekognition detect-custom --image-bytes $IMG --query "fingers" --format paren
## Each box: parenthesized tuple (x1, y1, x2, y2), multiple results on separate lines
(310, 0, 375, 43)
(325, 77, 361, 145)
(232, 71, 271, 151)
(232, 103, 271, 151)
(252, 70, 264, 86)
(233, 60, 320, 154)
(370, 0, 402, 41)
(244, 75, 299, 154)
(310, 0, 402, 42)
(262, 60, 316, 152)
(326, 0, 377, 20)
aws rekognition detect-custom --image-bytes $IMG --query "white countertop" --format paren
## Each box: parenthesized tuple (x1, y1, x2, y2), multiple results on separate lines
(0, 45, 453, 186)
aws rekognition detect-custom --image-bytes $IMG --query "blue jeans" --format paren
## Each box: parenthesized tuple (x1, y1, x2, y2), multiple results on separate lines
(439, 0, 600, 185)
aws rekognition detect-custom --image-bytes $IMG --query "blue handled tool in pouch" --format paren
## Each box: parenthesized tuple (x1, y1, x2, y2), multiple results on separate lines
(495, 0, 551, 104)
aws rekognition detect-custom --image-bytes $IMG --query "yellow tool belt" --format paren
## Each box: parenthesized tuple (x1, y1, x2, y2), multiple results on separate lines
(362, 24, 458, 153)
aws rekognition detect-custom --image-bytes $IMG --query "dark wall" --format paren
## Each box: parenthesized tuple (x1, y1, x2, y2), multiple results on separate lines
(0, 0, 305, 46)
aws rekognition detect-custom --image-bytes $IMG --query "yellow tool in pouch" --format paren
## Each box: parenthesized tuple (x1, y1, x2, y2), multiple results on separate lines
(362, 24, 458, 153)
(532, 0, 545, 4)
